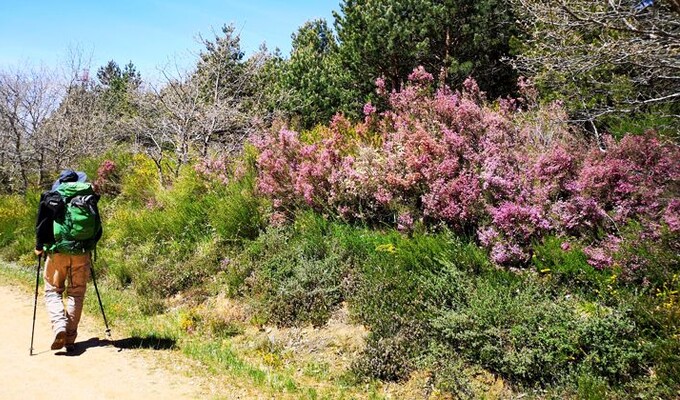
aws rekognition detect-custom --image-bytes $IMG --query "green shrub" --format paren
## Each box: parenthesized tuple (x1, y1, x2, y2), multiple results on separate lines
(206, 167, 264, 242)
(576, 309, 647, 381)
(646, 338, 680, 393)
(0, 195, 30, 247)
(432, 273, 655, 388)
(351, 330, 417, 381)
(349, 230, 482, 332)
(614, 223, 680, 290)
(232, 212, 348, 327)
(348, 231, 485, 380)
(117, 153, 160, 205)
(433, 275, 581, 385)
(602, 109, 679, 141)
(0, 192, 38, 262)
(576, 374, 610, 400)
(113, 236, 220, 303)
(101, 254, 134, 289)
(532, 236, 608, 293)
(341, 229, 667, 392)
(101, 166, 221, 304)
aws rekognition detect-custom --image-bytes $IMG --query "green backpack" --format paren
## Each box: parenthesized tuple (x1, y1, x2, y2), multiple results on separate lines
(48, 181, 101, 254)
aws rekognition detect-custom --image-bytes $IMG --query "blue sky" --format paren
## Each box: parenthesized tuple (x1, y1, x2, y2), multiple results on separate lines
(0, 0, 339, 80)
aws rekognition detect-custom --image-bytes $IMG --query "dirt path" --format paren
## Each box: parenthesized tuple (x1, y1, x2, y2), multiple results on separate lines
(0, 284, 206, 400)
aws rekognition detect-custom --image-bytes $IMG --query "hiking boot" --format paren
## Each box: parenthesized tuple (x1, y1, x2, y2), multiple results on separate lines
(51, 331, 66, 350)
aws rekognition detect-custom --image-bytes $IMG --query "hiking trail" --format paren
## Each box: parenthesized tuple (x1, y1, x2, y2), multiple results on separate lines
(0, 283, 205, 399)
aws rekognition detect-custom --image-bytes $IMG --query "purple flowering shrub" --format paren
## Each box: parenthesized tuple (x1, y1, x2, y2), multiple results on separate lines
(194, 157, 232, 186)
(254, 67, 680, 272)
(94, 159, 121, 196)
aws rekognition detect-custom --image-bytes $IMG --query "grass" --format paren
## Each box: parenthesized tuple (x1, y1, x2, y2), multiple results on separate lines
(0, 259, 38, 287)
(181, 340, 302, 395)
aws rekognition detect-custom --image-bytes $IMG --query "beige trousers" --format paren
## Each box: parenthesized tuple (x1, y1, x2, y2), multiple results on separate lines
(44, 252, 91, 345)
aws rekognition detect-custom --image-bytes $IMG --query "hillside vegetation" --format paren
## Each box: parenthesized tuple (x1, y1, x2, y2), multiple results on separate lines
(1, 1, 678, 398)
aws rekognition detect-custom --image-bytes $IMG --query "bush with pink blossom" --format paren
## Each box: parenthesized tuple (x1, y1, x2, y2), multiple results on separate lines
(94, 159, 121, 196)
(253, 67, 679, 276)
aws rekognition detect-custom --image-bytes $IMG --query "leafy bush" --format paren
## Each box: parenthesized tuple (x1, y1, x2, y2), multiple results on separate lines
(531, 235, 606, 292)
(614, 223, 680, 289)
(435, 274, 651, 385)
(101, 163, 223, 305)
(336, 227, 669, 393)
(231, 212, 348, 327)
(253, 68, 680, 278)
(117, 153, 160, 205)
(0, 192, 39, 262)
(0, 194, 33, 248)
(196, 147, 265, 242)
(348, 232, 475, 336)
(347, 231, 486, 381)
(351, 330, 418, 381)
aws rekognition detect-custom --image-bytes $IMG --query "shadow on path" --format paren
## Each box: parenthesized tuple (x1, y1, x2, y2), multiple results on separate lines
(56, 335, 177, 357)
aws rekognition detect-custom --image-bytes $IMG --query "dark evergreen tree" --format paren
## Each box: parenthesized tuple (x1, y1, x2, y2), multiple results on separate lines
(96, 60, 141, 118)
(279, 19, 357, 129)
(195, 24, 248, 104)
(334, 0, 519, 101)
(96, 60, 122, 87)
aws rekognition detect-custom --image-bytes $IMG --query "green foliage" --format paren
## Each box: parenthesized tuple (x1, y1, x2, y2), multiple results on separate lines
(341, 229, 674, 394)
(116, 153, 160, 205)
(261, 0, 521, 128)
(334, 0, 519, 102)
(613, 222, 680, 290)
(352, 331, 416, 381)
(195, 24, 247, 103)
(576, 374, 610, 400)
(532, 236, 607, 292)
(346, 231, 482, 381)
(348, 232, 475, 337)
(248, 47, 287, 120)
(231, 212, 348, 327)
(0, 194, 32, 248)
(278, 19, 357, 129)
(96, 60, 142, 118)
(106, 168, 217, 303)
(90, 151, 267, 311)
(602, 110, 680, 142)
(0, 191, 39, 262)
(204, 155, 264, 242)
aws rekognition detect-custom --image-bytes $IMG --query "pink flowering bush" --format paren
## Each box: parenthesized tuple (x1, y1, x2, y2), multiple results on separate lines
(664, 200, 680, 233)
(194, 157, 231, 186)
(94, 159, 121, 196)
(253, 67, 680, 272)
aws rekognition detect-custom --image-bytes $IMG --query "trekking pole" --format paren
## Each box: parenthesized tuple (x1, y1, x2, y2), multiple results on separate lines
(30, 254, 42, 356)
(90, 253, 111, 338)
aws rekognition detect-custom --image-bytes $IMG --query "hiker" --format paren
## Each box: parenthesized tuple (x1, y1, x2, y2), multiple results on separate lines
(34, 169, 102, 352)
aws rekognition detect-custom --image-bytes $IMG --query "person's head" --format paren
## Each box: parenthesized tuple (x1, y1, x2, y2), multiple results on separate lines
(51, 169, 88, 190)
